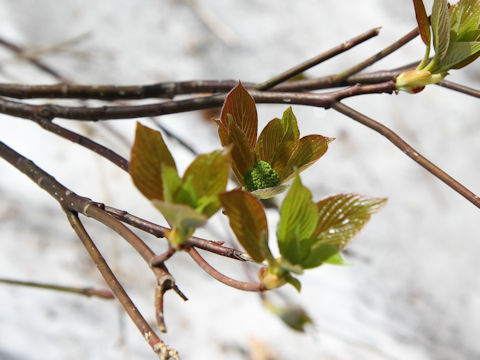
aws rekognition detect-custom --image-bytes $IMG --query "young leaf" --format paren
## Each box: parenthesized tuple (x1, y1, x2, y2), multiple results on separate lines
(450, 0, 480, 41)
(228, 120, 256, 185)
(256, 107, 300, 171)
(152, 200, 207, 246)
(280, 135, 333, 182)
(130, 122, 176, 201)
(299, 243, 339, 269)
(220, 82, 258, 148)
(160, 164, 182, 203)
(438, 41, 480, 72)
(183, 148, 230, 200)
(250, 184, 289, 199)
(312, 194, 387, 249)
(219, 189, 268, 263)
(277, 175, 318, 262)
(413, 0, 432, 46)
(263, 301, 313, 332)
(431, 0, 451, 60)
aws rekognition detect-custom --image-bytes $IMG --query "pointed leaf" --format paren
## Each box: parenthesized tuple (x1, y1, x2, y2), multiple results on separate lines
(220, 82, 257, 147)
(413, 0, 432, 45)
(280, 135, 333, 182)
(431, 0, 451, 60)
(277, 175, 318, 263)
(219, 189, 268, 263)
(160, 164, 182, 203)
(152, 200, 207, 236)
(183, 148, 230, 200)
(228, 121, 256, 185)
(312, 194, 387, 249)
(256, 107, 300, 172)
(325, 252, 350, 265)
(300, 244, 339, 269)
(284, 274, 302, 292)
(130, 122, 176, 201)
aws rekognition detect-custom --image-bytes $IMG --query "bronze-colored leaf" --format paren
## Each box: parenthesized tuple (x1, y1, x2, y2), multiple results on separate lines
(413, 0, 432, 46)
(220, 82, 258, 147)
(130, 122, 176, 201)
(312, 194, 387, 249)
(228, 121, 256, 185)
(256, 107, 300, 173)
(280, 135, 334, 182)
(219, 189, 268, 263)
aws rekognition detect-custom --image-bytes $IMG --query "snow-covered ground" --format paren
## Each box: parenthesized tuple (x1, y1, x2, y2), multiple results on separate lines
(0, 1, 479, 359)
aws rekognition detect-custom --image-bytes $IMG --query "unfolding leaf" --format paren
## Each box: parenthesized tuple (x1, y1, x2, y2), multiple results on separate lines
(220, 82, 258, 147)
(160, 164, 182, 203)
(183, 148, 230, 200)
(284, 274, 302, 292)
(228, 120, 257, 185)
(219, 189, 268, 263)
(280, 135, 333, 182)
(450, 0, 480, 41)
(299, 243, 339, 269)
(256, 107, 300, 172)
(324, 252, 350, 265)
(277, 175, 318, 262)
(312, 194, 387, 249)
(152, 200, 207, 246)
(431, 0, 451, 60)
(438, 41, 480, 71)
(413, 0, 432, 45)
(130, 122, 176, 201)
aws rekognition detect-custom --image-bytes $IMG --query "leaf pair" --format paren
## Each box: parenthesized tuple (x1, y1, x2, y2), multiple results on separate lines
(217, 83, 333, 198)
(399, 0, 480, 92)
(219, 174, 387, 291)
(130, 122, 230, 247)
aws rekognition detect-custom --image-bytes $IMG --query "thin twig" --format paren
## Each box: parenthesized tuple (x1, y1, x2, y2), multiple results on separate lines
(331, 101, 480, 209)
(255, 27, 381, 91)
(436, 79, 480, 98)
(66, 211, 179, 359)
(188, 248, 263, 292)
(0, 277, 114, 299)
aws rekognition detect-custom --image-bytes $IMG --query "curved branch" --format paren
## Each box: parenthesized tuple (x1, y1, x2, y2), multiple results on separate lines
(188, 248, 263, 292)
(332, 101, 480, 209)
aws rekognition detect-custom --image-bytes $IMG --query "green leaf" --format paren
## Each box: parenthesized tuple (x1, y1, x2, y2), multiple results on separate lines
(130, 122, 176, 201)
(277, 175, 318, 263)
(183, 148, 230, 200)
(160, 164, 182, 203)
(312, 194, 387, 249)
(450, 0, 480, 41)
(228, 120, 257, 185)
(431, 0, 451, 60)
(174, 176, 198, 208)
(280, 135, 333, 182)
(220, 82, 258, 148)
(219, 189, 268, 263)
(300, 243, 339, 269)
(325, 251, 350, 265)
(284, 274, 302, 292)
(152, 200, 207, 246)
(263, 301, 313, 332)
(437, 41, 480, 71)
(413, 0, 432, 46)
(256, 107, 300, 173)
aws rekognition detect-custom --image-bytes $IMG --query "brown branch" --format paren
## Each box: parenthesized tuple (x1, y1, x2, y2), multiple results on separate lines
(255, 27, 381, 91)
(188, 248, 263, 292)
(66, 212, 179, 359)
(331, 101, 480, 209)
(0, 277, 114, 299)
(0, 82, 396, 121)
(436, 79, 480, 98)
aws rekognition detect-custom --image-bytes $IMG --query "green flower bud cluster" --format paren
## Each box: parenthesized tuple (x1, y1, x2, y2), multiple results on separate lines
(244, 160, 280, 192)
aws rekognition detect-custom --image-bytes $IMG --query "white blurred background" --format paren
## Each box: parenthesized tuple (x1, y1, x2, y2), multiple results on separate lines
(0, 1, 479, 359)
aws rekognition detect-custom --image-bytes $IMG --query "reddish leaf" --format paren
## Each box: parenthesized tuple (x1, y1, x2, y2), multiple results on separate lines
(228, 121, 257, 185)
(413, 0, 432, 46)
(220, 82, 258, 148)
(280, 135, 334, 182)
(219, 189, 268, 263)
(130, 122, 176, 201)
